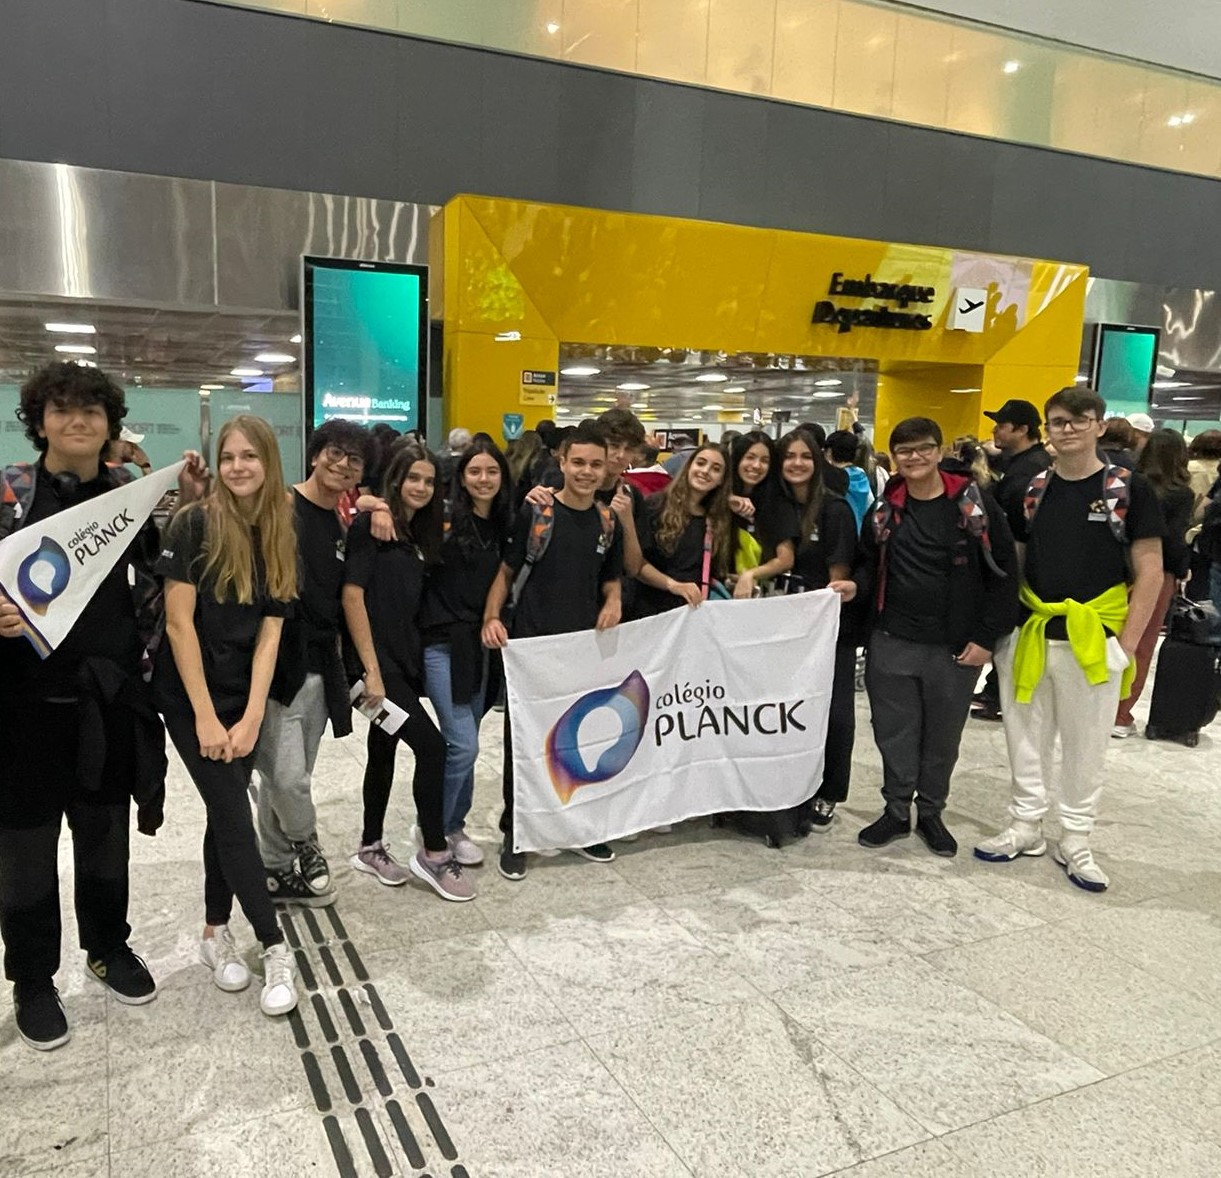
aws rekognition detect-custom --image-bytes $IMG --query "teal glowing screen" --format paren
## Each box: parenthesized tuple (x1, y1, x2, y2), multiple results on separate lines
(305, 258, 427, 433)
(1094, 325, 1157, 413)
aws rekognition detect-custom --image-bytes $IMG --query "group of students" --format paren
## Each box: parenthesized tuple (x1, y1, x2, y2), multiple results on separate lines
(0, 360, 1169, 1056)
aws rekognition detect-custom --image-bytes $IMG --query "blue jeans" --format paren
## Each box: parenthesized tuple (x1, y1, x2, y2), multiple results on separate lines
(423, 644, 488, 836)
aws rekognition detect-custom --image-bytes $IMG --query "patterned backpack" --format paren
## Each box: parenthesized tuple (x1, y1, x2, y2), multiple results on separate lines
(1022, 462, 1131, 546)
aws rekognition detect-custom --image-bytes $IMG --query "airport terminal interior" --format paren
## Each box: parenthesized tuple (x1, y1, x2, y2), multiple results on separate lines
(3, 0, 1221, 1175)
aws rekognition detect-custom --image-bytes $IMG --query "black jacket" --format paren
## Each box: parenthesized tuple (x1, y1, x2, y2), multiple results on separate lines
(854, 471, 1019, 653)
(994, 442, 1052, 531)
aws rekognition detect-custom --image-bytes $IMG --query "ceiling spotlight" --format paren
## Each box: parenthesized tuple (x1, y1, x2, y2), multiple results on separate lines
(1168, 115, 1183, 127)
(546, 20, 560, 34)
(45, 322, 96, 334)
(814, 379, 842, 388)
(255, 352, 296, 364)
(200, 384, 225, 391)
(1002, 60, 1021, 74)
(561, 366, 601, 377)
(55, 343, 96, 355)
(230, 366, 263, 377)
(290, 333, 303, 344)
(616, 382, 651, 391)
(695, 372, 728, 383)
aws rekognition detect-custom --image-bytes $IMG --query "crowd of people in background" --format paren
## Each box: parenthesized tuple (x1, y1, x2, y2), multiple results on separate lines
(4, 359, 1219, 1053)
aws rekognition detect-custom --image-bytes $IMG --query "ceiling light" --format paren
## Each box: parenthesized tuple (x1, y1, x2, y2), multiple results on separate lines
(1002, 60, 1021, 74)
(722, 386, 746, 394)
(695, 372, 728, 383)
(1172, 395, 1205, 401)
(230, 366, 263, 377)
(290, 333, 302, 344)
(703, 404, 724, 411)
(546, 20, 560, 34)
(631, 402, 648, 409)
(561, 365, 601, 377)
(45, 322, 96, 334)
(200, 383, 225, 391)
(1168, 115, 1183, 127)
(616, 382, 651, 391)
(813, 390, 842, 399)
(72, 360, 98, 368)
(814, 379, 842, 388)
(55, 343, 96, 354)
(1154, 380, 1190, 389)
(255, 352, 296, 364)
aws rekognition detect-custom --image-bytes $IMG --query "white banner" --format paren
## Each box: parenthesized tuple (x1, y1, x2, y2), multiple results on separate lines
(504, 591, 840, 852)
(0, 462, 183, 657)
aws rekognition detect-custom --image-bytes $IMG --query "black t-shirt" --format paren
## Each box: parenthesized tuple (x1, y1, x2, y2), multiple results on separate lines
(419, 512, 506, 644)
(791, 495, 859, 591)
(343, 513, 428, 680)
(635, 495, 707, 618)
(1015, 467, 1164, 637)
(0, 464, 143, 702)
(878, 493, 960, 646)
(292, 490, 347, 672)
(154, 506, 291, 716)
(504, 499, 624, 639)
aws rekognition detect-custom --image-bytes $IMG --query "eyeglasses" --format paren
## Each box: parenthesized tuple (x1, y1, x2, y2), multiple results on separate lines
(322, 444, 365, 469)
(892, 442, 940, 460)
(1045, 415, 1098, 433)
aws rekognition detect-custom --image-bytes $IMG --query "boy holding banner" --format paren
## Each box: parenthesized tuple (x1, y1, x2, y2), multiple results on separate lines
(482, 422, 625, 881)
(0, 362, 205, 1051)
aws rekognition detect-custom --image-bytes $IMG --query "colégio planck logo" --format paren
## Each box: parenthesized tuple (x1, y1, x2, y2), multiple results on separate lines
(16, 537, 71, 616)
(544, 671, 650, 804)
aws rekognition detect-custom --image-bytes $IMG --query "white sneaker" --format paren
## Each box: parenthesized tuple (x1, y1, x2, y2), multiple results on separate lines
(200, 926, 250, 993)
(974, 821, 1047, 862)
(447, 829, 485, 866)
(1054, 836, 1110, 892)
(259, 943, 298, 1016)
(1111, 723, 1137, 739)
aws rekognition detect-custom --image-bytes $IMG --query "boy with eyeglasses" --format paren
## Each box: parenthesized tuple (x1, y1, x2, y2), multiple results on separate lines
(253, 420, 372, 906)
(839, 417, 1018, 858)
(975, 387, 1164, 892)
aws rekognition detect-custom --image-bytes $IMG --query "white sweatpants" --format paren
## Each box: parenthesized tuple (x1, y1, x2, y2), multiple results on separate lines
(996, 633, 1129, 835)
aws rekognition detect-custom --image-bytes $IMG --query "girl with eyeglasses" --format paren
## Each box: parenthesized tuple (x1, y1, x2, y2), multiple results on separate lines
(727, 431, 797, 599)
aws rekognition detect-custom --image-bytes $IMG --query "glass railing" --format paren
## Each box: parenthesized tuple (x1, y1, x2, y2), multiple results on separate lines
(206, 0, 1221, 180)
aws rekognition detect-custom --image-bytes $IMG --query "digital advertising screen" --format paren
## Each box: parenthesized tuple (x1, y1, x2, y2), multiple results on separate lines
(1091, 324, 1158, 412)
(302, 257, 428, 436)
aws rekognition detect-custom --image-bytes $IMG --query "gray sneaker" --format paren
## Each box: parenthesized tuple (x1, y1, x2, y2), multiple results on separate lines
(447, 829, 485, 866)
(409, 851, 476, 902)
(351, 840, 410, 887)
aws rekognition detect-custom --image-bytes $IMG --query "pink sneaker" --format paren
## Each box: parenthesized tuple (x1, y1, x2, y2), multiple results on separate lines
(350, 840, 410, 886)
(447, 829, 484, 866)
(409, 851, 476, 902)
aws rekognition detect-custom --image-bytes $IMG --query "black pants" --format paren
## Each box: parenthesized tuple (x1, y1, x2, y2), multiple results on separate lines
(0, 700, 133, 984)
(165, 711, 283, 948)
(361, 670, 447, 852)
(865, 630, 977, 820)
(498, 705, 515, 842)
(815, 640, 858, 805)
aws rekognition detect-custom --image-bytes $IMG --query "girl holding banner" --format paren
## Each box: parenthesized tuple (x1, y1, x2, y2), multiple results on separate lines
(727, 431, 797, 599)
(777, 428, 863, 831)
(634, 443, 734, 616)
(156, 415, 301, 1017)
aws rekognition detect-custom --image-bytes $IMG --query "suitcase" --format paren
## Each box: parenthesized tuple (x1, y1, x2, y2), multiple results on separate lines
(1146, 638, 1221, 748)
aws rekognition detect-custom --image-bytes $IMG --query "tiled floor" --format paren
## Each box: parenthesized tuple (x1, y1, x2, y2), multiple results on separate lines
(5, 680, 1221, 1177)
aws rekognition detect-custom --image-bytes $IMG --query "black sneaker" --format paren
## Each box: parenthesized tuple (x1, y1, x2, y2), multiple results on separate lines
(916, 814, 958, 858)
(13, 982, 70, 1051)
(858, 812, 911, 848)
(498, 846, 527, 881)
(293, 839, 331, 894)
(267, 866, 337, 908)
(970, 699, 1002, 722)
(574, 843, 615, 863)
(85, 946, 158, 1005)
(809, 799, 836, 831)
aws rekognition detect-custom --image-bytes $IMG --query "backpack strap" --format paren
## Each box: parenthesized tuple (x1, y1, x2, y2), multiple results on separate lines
(700, 520, 713, 600)
(509, 500, 556, 611)
(593, 501, 616, 552)
(0, 463, 37, 541)
(1025, 461, 1130, 547)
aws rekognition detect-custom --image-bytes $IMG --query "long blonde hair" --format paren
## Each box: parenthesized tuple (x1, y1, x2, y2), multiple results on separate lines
(654, 444, 733, 576)
(201, 415, 297, 603)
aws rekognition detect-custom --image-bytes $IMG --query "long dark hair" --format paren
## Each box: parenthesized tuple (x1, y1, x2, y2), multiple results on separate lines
(381, 442, 443, 564)
(449, 437, 513, 554)
(653, 443, 733, 574)
(777, 428, 827, 549)
(1138, 428, 1191, 494)
(730, 430, 778, 498)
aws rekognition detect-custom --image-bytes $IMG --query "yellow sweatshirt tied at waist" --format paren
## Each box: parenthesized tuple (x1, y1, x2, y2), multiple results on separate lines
(1011, 583, 1135, 704)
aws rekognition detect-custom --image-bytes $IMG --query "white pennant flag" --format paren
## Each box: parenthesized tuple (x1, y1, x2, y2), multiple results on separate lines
(0, 461, 184, 657)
